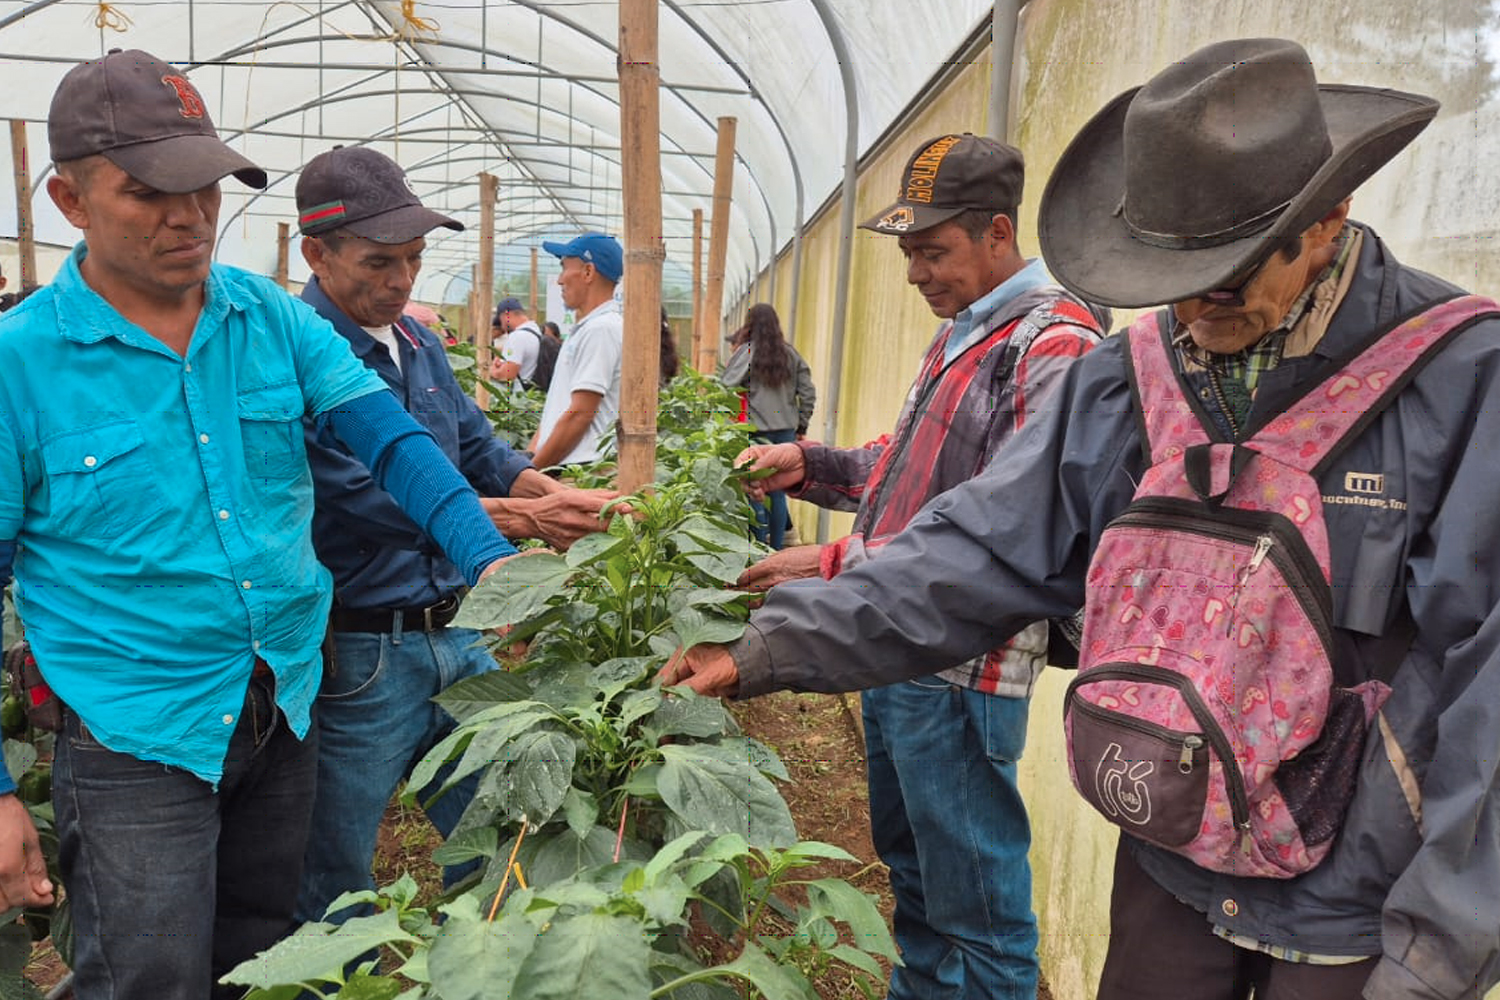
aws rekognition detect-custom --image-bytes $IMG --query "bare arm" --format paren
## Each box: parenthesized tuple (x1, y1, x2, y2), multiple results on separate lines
(531, 389, 603, 469)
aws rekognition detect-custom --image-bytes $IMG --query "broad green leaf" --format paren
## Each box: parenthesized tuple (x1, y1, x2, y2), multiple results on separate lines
(805, 879, 899, 961)
(333, 972, 402, 1000)
(667, 607, 747, 649)
(780, 841, 858, 865)
(646, 692, 731, 739)
(826, 942, 887, 980)
(619, 762, 662, 799)
(565, 532, 629, 568)
(381, 873, 421, 909)
(451, 553, 573, 630)
(506, 730, 578, 826)
(591, 657, 653, 705)
(432, 670, 534, 721)
(617, 687, 663, 729)
(530, 661, 598, 710)
(679, 549, 750, 585)
(667, 588, 751, 613)
(680, 515, 757, 555)
(509, 913, 651, 1000)
(631, 880, 692, 928)
(516, 825, 643, 887)
(713, 941, 816, 1000)
(658, 744, 797, 848)
(561, 786, 598, 839)
(426, 912, 539, 1000)
(743, 737, 789, 781)
(430, 826, 499, 867)
(640, 829, 711, 885)
(223, 912, 417, 988)
(1, 742, 37, 787)
(409, 704, 556, 799)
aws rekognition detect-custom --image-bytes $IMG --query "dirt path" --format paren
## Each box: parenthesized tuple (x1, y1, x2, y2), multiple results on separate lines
(735, 690, 1055, 1000)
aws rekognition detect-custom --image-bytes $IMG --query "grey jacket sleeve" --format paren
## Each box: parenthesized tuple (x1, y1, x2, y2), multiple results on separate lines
(719, 345, 750, 388)
(792, 349, 816, 434)
(1361, 324, 1500, 1000)
(732, 338, 1142, 697)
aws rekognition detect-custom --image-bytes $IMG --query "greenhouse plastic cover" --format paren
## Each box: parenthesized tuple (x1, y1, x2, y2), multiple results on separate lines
(0, 0, 996, 303)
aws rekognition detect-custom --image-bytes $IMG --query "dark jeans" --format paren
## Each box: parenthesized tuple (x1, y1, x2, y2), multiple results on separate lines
(864, 679, 1038, 999)
(1098, 841, 1379, 999)
(750, 428, 797, 549)
(53, 673, 317, 1000)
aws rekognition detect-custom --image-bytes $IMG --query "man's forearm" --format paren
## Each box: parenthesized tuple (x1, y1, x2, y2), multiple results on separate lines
(509, 468, 566, 499)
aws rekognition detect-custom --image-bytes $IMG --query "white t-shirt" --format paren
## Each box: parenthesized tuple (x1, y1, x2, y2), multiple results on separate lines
(534, 300, 623, 465)
(362, 324, 404, 375)
(500, 321, 542, 383)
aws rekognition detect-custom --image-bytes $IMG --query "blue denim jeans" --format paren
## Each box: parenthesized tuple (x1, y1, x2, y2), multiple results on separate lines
(863, 678, 1038, 1000)
(750, 428, 797, 549)
(53, 672, 316, 1000)
(296, 621, 496, 924)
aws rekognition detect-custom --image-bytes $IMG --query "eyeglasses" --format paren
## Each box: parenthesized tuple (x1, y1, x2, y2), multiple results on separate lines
(1201, 255, 1271, 307)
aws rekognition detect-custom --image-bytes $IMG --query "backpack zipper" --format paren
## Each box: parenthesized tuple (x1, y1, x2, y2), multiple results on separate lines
(1111, 497, 1334, 655)
(1069, 663, 1251, 832)
(1069, 698, 1208, 774)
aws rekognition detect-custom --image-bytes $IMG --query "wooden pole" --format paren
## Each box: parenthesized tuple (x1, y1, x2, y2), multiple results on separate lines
(475, 172, 499, 410)
(529, 247, 540, 317)
(616, 0, 664, 494)
(274, 222, 290, 288)
(697, 116, 736, 373)
(690, 207, 704, 373)
(8, 121, 38, 291)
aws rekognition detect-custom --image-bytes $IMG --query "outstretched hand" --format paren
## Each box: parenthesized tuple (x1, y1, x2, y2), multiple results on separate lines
(738, 544, 821, 593)
(0, 793, 53, 912)
(734, 442, 805, 502)
(658, 644, 741, 698)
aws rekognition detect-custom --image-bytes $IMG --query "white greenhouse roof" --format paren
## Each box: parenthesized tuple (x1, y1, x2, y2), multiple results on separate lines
(0, 0, 996, 303)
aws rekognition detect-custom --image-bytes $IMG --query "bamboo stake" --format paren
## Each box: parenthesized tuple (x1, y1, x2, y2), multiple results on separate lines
(274, 222, 290, 289)
(697, 116, 736, 373)
(690, 207, 704, 372)
(475, 172, 499, 410)
(616, 0, 665, 494)
(8, 121, 37, 291)
(529, 246, 539, 316)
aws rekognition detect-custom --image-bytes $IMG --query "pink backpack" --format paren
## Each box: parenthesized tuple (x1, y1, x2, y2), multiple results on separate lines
(1064, 294, 1497, 878)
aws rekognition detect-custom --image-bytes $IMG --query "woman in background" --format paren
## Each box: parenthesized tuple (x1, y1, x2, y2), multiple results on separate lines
(721, 303, 816, 549)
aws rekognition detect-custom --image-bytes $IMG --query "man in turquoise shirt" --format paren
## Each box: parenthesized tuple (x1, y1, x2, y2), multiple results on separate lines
(0, 50, 519, 1000)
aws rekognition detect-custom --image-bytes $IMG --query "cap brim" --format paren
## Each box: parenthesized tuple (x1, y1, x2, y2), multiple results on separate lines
(541, 240, 571, 258)
(343, 205, 464, 244)
(1038, 85, 1438, 308)
(105, 134, 267, 193)
(858, 200, 967, 236)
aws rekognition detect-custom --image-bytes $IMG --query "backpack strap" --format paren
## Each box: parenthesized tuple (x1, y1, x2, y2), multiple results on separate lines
(1124, 309, 1217, 468)
(1247, 294, 1500, 473)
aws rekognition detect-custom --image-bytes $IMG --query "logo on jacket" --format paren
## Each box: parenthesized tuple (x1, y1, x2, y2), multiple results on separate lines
(1096, 743, 1153, 825)
(1344, 471, 1385, 495)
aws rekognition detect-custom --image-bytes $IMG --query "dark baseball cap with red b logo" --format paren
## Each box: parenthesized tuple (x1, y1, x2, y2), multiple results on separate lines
(48, 48, 267, 193)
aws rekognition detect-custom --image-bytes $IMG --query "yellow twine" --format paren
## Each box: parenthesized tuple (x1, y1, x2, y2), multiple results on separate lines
(397, 0, 439, 40)
(93, 3, 133, 31)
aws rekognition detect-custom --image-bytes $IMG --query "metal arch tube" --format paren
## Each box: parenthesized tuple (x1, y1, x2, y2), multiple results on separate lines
(806, 0, 859, 545)
(990, 0, 1028, 141)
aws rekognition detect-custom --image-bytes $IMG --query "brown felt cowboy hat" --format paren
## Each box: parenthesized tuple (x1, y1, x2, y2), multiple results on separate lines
(1038, 38, 1438, 308)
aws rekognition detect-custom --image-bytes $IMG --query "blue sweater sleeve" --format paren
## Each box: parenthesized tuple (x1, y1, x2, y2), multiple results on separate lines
(325, 391, 519, 581)
(0, 538, 15, 794)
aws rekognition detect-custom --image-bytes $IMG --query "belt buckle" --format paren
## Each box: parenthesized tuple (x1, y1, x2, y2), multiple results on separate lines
(425, 594, 459, 631)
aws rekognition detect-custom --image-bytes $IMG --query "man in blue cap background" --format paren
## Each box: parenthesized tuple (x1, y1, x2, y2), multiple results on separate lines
(530, 233, 624, 469)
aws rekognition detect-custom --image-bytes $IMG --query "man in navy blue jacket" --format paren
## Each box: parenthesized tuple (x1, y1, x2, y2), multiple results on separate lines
(291, 146, 615, 924)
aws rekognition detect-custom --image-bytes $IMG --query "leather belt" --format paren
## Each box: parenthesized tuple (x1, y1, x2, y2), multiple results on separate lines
(330, 593, 464, 634)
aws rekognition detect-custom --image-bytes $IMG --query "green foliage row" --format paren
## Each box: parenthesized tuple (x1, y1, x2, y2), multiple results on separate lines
(225, 377, 895, 999)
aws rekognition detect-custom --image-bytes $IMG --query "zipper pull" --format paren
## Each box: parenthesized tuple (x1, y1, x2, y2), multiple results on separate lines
(1178, 734, 1203, 774)
(1226, 535, 1276, 637)
(1247, 535, 1273, 575)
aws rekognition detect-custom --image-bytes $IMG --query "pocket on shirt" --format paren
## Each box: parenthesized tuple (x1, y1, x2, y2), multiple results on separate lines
(40, 419, 170, 541)
(238, 382, 307, 483)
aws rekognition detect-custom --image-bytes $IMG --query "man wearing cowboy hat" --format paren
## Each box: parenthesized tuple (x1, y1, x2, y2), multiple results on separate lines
(664, 38, 1500, 998)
